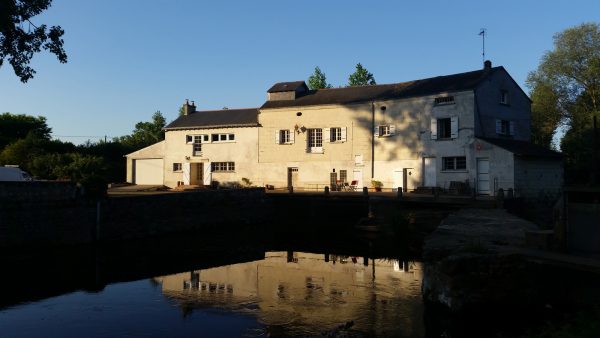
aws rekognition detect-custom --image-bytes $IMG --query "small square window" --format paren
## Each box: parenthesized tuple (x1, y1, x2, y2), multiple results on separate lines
(212, 134, 219, 142)
(228, 134, 235, 141)
(220, 134, 227, 141)
(379, 125, 390, 137)
(173, 163, 182, 172)
(203, 135, 209, 142)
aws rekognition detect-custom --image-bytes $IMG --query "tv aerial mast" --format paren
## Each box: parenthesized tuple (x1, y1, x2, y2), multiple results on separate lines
(479, 28, 487, 64)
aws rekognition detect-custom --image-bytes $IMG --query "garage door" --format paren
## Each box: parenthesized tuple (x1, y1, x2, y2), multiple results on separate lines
(134, 159, 164, 185)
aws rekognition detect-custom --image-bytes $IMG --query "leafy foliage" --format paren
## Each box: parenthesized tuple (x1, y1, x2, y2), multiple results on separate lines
(0, 0, 67, 82)
(307, 66, 332, 90)
(348, 63, 376, 86)
(0, 112, 52, 149)
(527, 23, 600, 183)
(116, 111, 166, 150)
(529, 84, 562, 148)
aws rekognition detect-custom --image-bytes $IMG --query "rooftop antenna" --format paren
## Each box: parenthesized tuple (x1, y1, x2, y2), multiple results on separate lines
(479, 28, 487, 64)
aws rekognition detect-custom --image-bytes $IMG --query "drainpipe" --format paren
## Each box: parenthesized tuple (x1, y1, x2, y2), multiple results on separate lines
(371, 101, 375, 179)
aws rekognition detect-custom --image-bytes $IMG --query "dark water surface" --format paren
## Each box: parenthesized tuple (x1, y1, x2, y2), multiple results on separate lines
(0, 228, 428, 338)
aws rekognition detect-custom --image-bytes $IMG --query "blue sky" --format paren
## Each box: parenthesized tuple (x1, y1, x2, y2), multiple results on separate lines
(1, 0, 599, 144)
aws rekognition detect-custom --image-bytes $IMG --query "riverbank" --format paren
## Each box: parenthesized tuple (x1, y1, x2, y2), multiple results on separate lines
(422, 208, 600, 337)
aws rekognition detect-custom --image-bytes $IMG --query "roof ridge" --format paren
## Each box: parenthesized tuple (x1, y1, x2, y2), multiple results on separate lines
(308, 67, 496, 93)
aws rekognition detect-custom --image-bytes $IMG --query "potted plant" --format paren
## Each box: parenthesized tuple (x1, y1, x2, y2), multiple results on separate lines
(371, 180, 383, 192)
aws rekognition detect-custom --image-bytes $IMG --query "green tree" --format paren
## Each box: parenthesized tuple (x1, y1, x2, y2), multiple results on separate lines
(527, 23, 600, 183)
(0, 0, 67, 82)
(529, 84, 562, 148)
(117, 111, 166, 150)
(0, 132, 75, 173)
(348, 63, 376, 86)
(308, 66, 332, 90)
(0, 112, 52, 149)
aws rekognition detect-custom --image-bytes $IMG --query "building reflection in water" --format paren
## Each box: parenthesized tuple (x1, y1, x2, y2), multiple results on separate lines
(155, 252, 423, 337)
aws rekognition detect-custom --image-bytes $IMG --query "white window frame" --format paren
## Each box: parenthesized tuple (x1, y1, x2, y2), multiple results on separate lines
(375, 125, 395, 138)
(173, 163, 182, 172)
(308, 128, 323, 153)
(442, 156, 466, 171)
(431, 117, 457, 140)
(209, 133, 236, 143)
(276, 129, 294, 144)
(186, 134, 208, 144)
(211, 161, 235, 172)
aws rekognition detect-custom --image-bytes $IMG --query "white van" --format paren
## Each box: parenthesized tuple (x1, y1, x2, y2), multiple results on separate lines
(0, 166, 33, 181)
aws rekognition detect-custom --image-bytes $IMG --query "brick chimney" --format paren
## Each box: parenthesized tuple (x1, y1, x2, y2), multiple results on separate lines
(182, 99, 196, 115)
(484, 60, 492, 70)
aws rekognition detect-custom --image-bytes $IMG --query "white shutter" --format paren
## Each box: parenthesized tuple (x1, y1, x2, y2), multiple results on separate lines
(509, 121, 515, 136)
(275, 130, 280, 144)
(182, 163, 191, 185)
(496, 119, 502, 134)
(324, 128, 330, 142)
(389, 125, 396, 136)
(341, 127, 347, 142)
(203, 162, 212, 185)
(289, 129, 295, 143)
(430, 119, 437, 140)
(451, 116, 458, 139)
(374, 126, 379, 138)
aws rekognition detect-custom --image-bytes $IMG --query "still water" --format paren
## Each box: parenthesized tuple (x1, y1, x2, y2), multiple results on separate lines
(0, 251, 423, 337)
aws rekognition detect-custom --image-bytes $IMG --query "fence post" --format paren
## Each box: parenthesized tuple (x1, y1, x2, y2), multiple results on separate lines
(289, 186, 293, 194)
(362, 187, 369, 196)
(397, 188, 403, 199)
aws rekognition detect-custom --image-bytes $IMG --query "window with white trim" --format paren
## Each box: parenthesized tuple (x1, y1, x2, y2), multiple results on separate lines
(442, 157, 466, 171)
(186, 134, 208, 144)
(173, 163, 182, 172)
(275, 129, 294, 144)
(330, 127, 342, 142)
(308, 128, 323, 153)
(211, 133, 235, 143)
(375, 125, 395, 138)
(211, 162, 235, 172)
(431, 116, 458, 140)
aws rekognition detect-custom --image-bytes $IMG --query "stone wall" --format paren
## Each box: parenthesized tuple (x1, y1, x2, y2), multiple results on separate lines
(0, 188, 269, 249)
(0, 181, 81, 201)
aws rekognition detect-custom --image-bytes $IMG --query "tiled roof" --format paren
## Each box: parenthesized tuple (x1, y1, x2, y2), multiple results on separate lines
(164, 108, 259, 130)
(480, 137, 563, 159)
(261, 67, 502, 109)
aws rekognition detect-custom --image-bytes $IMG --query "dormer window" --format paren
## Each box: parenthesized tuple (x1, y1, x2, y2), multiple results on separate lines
(500, 90, 509, 105)
(434, 96, 455, 105)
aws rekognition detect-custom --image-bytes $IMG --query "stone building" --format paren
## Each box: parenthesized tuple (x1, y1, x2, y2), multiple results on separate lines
(126, 61, 563, 198)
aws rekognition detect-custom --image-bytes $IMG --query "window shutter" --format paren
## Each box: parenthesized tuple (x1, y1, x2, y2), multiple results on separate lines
(341, 127, 347, 142)
(203, 162, 212, 185)
(430, 119, 437, 140)
(389, 125, 396, 136)
(324, 128, 330, 142)
(495, 119, 502, 134)
(275, 130, 280, 144)
(451, 116, 458, 139)
(186, 135, 192, 144)
(374, 126, 380, 138)
(509, 121, 515, 136)
(289, 129, 295, 143)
